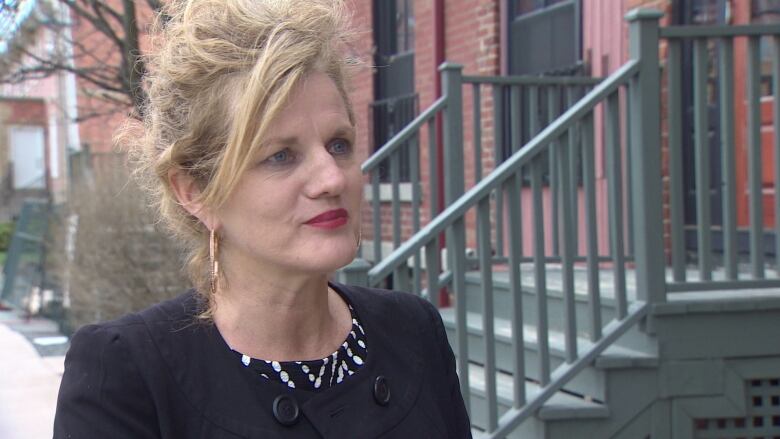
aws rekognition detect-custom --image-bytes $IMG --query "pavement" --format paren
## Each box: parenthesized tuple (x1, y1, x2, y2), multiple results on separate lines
(0, 307, 69, 439)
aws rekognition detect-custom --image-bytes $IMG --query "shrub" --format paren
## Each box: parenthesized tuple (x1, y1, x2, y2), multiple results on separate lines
(48, 161, 189, 330)
(0, 222, 13, 252)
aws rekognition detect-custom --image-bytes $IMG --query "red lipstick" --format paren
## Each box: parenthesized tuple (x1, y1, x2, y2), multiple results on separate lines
(305, 208, 349, 229)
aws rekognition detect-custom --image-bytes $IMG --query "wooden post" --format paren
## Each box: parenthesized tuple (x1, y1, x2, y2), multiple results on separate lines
(626, 9, 667, 304)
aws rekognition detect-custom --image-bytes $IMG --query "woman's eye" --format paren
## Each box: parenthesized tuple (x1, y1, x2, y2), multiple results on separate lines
(266, 149, 291, 164)
(328, 139, 352, 155)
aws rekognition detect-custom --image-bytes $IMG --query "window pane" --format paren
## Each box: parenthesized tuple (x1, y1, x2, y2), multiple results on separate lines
(514, 0, 569, 17)
(515, 0, 541, 16)
(752, 0, 780, 95)
(395, 0, 414, 53)
(691, 0, 723, 24)
(752, 0, 780, 21)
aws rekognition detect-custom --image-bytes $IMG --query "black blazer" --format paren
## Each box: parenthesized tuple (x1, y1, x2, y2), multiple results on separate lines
(53, 283, 472, 438)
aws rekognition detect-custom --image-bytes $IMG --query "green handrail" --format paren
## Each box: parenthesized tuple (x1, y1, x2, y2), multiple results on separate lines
(461, 74, 602, 86)
(361, 96, 446, 172)
(659, 23, 780, 38)
(367, 60, 640, 285)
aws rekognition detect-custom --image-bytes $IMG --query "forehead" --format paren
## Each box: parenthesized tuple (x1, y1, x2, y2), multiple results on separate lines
(272, 72, 351, 133)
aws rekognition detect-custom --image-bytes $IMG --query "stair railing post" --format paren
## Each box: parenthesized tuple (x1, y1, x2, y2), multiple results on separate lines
(338, 258, 371, 287)
(627, 9, 667, 304)
(439, 62, 466, 283)
(439, 62, 471, 410)
(439, 62, 466, 216)
(440, 62, 467, 281)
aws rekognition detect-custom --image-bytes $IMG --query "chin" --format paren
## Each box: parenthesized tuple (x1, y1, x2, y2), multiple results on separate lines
(328, 249, 359, 273)
(301, 242, 358, 274)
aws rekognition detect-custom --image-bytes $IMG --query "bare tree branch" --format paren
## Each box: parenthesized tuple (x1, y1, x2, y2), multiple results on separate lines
(121, 0, 146, 115)
(61, 0, 124, 48)
(90, 0, 125, 30)
(0, 0, 155, 119)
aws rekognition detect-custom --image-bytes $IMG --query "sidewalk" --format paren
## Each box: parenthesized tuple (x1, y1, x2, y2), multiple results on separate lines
(0, 309, 68, 439)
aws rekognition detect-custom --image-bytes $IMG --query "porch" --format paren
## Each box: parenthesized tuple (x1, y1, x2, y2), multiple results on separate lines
(340, 8, 780, 439)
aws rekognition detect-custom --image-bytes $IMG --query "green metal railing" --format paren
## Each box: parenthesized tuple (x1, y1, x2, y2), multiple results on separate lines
(462, 74, 602, 264)
(663, 23, 780, 292)
(1, 198, 51, 309)
(361, 73, 603, 293)
(341, 9, 780, 439)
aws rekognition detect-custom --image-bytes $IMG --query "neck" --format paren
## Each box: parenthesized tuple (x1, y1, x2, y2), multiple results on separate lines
(212, 274, 351, 362)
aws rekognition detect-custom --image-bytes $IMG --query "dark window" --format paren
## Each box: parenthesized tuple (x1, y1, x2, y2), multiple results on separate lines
(508, 0, 581, 75)
(372, 0, 416, 182)
(513, 0, 569, 17)
(502, 0, 584, 184)
(752, 0, 780, 95)
(673, 0, 728, 235)
(395, 0, 415, 54)
(690, 0, 725, 23)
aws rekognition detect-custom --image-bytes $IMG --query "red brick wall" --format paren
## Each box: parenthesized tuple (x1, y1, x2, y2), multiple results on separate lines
(3, 98, 47, 124)
(69, 0, 145, 156)
(445, 0, 502, 250)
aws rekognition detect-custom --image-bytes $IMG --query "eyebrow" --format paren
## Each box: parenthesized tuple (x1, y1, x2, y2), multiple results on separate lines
(264, 125, 355, 147)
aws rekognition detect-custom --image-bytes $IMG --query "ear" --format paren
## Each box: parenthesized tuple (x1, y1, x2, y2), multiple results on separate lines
(168, 169, 219, 230)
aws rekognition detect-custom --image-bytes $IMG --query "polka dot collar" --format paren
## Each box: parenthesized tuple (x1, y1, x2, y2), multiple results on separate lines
(232, 303, 368, 392)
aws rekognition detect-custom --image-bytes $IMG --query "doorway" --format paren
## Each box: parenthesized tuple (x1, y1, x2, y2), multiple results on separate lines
(10, 126, 46, 190)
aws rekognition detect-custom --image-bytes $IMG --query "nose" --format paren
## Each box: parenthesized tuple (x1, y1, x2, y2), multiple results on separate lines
(303, 148, 347, 198)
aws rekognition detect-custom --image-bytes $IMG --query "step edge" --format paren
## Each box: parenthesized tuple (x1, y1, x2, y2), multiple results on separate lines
(440, 309, 657, 368)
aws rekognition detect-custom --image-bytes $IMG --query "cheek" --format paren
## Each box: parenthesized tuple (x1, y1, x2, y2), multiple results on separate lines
(225, 191, 287, 231)
(345, 168, 364, 200)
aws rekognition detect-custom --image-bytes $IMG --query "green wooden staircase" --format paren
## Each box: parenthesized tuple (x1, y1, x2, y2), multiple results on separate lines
(340, 9, 780, 439)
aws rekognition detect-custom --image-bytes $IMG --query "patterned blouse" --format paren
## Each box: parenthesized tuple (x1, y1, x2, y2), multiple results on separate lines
(232, 303, 368, 391)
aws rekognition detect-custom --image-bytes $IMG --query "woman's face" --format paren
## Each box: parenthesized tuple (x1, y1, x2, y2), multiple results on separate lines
(216, 72, 362, 280)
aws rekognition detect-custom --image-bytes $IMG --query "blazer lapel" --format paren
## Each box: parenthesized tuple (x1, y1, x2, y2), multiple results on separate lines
(300, 284, 424, 437)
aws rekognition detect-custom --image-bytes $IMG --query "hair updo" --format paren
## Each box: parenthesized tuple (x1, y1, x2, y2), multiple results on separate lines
(127, 0, 358, 317)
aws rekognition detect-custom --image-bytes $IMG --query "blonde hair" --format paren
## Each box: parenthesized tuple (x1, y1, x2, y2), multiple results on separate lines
(126, 0, 358, 318)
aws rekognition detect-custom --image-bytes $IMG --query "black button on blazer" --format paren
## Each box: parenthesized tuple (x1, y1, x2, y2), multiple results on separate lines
(53, 283, 473, 438)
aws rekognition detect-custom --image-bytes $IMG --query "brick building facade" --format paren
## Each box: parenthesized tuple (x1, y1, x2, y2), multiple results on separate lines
(350, 0, 780, 264)
(0, 3, 79, 211)
(350, 0, 674, 259)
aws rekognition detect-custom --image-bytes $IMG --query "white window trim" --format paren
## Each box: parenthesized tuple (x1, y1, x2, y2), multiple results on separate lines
(363, 183, 414, 203)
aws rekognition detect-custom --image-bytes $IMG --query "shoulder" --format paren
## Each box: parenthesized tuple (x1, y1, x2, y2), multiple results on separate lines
(332, 282, 444, 345)
(66, 314, 145, 362)
(335, 282, 438, 320)
(62, 290, 203, 381)
(56, 321, 167, 438)
(68, 289, 198, 348)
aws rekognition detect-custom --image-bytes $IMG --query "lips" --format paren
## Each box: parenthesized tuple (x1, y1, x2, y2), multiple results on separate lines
(304, 208, 349, 228)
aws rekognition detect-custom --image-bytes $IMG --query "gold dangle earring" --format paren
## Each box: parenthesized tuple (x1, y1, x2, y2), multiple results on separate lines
(209, 228, 220, 296)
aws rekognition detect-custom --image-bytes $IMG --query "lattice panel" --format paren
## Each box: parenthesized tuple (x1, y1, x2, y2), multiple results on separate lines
(694, 379, 780, 439)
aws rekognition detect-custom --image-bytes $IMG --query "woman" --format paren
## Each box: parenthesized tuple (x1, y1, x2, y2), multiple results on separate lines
(53, 0, 472, 438)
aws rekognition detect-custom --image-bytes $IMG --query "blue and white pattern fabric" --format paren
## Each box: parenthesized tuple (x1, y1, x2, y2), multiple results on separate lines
(233, 303, 368, 392)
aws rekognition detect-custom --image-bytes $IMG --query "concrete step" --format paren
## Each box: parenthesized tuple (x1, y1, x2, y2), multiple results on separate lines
(466, 362, 609, 439)
(441, 308, 658, 401)
(464, 267, 635, 339)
